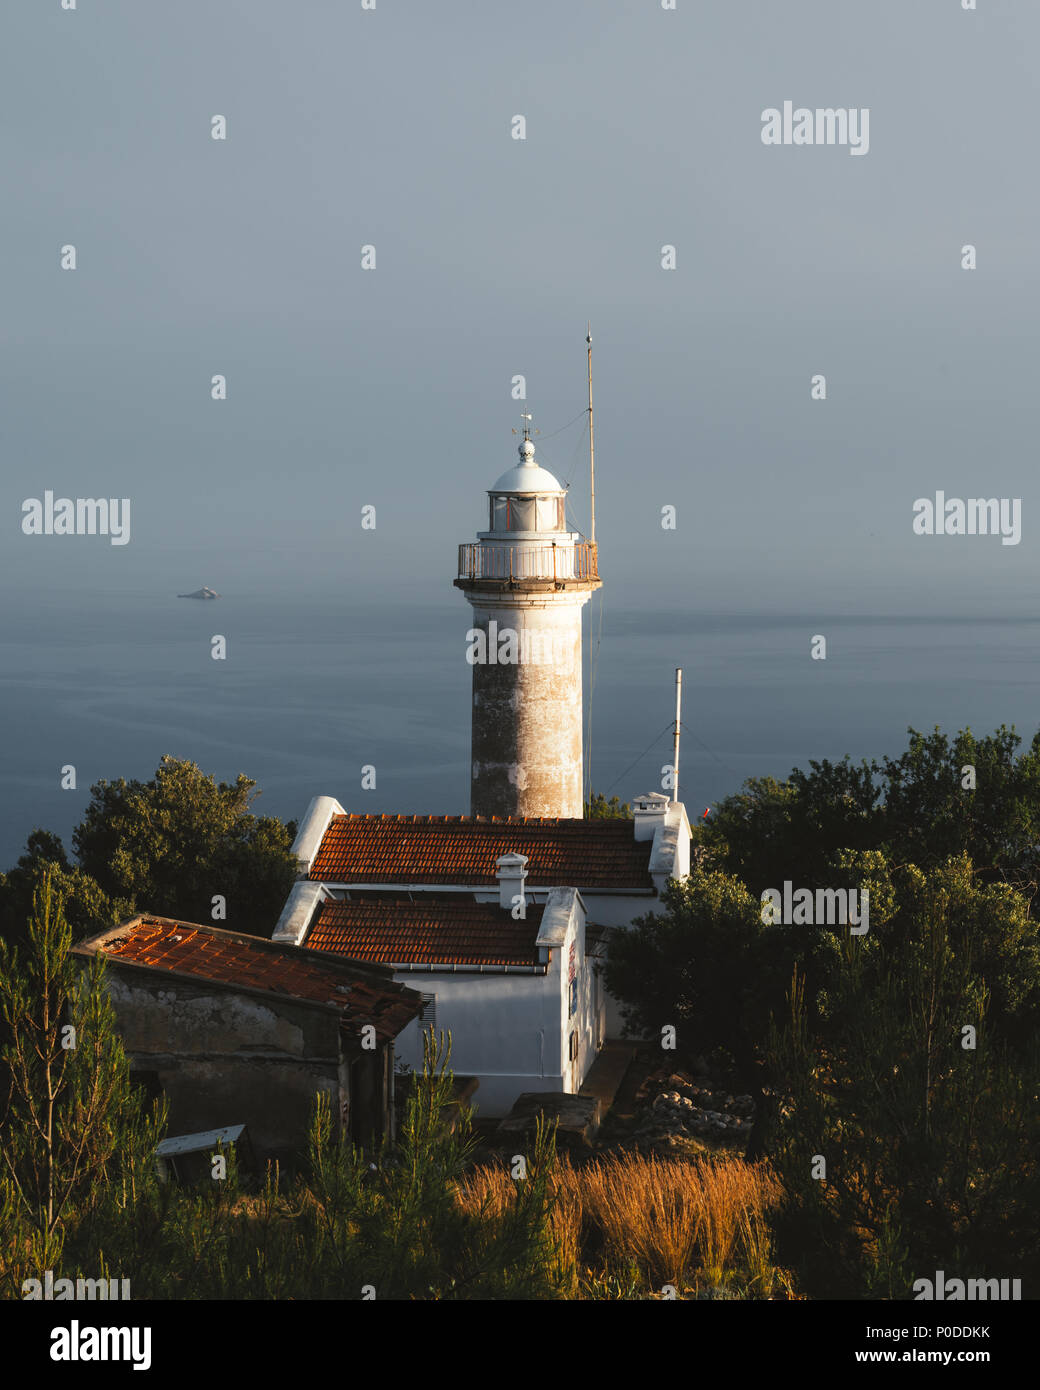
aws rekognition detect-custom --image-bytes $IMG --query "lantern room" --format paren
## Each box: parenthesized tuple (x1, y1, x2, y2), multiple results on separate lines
(486, 437, 567, 535)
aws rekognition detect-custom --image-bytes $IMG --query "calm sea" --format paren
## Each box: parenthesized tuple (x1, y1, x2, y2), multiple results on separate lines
(2, 588, 1039, 868)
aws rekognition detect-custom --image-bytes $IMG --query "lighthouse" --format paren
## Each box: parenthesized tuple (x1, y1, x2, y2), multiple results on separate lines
(454, 418, 602, 819)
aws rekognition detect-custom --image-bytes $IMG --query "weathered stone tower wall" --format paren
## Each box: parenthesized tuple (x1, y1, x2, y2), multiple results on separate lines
(466, 592, 589, 818)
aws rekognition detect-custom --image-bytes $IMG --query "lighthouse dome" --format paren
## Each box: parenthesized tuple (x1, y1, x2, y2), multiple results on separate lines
(490, 437, 565, 495)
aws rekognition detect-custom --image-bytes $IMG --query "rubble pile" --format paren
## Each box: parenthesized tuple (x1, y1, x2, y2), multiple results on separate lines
(631, 1072, 755, 1149)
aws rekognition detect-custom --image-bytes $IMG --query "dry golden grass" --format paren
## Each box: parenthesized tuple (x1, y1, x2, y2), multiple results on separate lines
(578, 1154, 699, 1287)
(455, 1149, 783, 1297)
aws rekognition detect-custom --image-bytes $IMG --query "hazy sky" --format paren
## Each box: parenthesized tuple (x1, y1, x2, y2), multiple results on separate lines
(3, 0, 1038, 617)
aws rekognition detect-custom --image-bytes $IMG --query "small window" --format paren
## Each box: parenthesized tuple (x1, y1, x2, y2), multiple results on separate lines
(419, 993, 437, 1033)
(568, 1031, 578, 1062)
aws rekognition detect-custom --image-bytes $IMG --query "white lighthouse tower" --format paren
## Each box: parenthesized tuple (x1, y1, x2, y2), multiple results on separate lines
(454, 417, 601, 819)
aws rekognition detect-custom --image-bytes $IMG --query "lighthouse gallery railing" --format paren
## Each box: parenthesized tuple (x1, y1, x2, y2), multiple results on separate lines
(457, 542, 599, 583)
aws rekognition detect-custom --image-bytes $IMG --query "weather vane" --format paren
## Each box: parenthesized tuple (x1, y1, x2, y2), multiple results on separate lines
(512, 410, 538, 441)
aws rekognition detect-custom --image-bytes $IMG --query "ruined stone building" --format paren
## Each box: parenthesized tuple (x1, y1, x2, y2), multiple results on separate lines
(75, 916, 422, 1161)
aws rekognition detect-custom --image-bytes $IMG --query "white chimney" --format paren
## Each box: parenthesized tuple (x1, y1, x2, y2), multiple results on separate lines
(632, 792, 670, 843)
(496, 852, 528, 910)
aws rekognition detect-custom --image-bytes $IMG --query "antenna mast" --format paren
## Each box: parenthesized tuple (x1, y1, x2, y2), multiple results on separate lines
(672, 667, 682, 804)
(586, 323, 596, 546)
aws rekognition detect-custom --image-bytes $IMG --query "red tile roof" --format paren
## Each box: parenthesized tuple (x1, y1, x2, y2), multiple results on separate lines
(308, 898, 545, 967)
(308, 815, 654, 892)
(76, 916, 421, 1043)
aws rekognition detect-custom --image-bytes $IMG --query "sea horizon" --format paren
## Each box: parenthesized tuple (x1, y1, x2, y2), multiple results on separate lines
(3, 586, 1039, 870)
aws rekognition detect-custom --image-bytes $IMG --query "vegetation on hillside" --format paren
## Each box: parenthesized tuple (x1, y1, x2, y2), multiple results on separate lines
(0, 881, 782, 1299)
(604, 725, 1040, 1298)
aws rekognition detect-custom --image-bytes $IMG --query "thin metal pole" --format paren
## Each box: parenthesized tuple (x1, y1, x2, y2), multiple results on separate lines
(587, 323, 596, 547)
(672, 667, 682, 804)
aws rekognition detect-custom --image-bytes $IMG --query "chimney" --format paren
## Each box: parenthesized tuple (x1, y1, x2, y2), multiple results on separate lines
(496, 853, 528, 910)
(632, 792, 670, 843)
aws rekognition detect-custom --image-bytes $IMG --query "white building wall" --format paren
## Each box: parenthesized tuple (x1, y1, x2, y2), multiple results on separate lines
(392, 971, 559, 1116)
(389, 895, 598, 1117)
(561, 904, 598, 1093)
